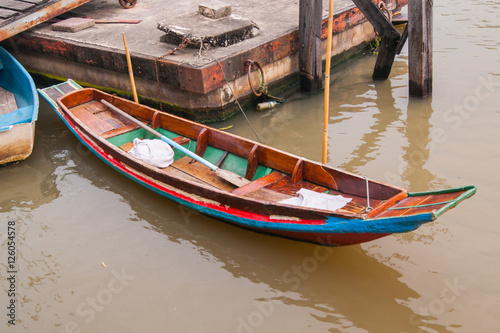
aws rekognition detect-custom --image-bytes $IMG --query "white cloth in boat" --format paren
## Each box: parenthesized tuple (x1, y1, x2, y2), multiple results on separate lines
(279, 188, 352, 211)
(128, 138, 174, 168)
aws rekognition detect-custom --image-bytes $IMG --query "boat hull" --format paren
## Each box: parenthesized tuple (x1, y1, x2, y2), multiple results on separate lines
(0, 46, 38, 166)
(0, 121, 35, 165)
(57, 117, 393, 246)
(38, 83, 476, 246)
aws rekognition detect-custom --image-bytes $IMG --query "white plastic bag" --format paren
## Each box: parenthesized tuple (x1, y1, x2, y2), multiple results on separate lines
(128, 138, 174, 168)
(279, 188, 351, 211)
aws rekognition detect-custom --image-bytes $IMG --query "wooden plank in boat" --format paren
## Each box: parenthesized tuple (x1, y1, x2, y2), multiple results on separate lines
(162, 163, 213, 187)
(79, 100, 106, 113)
(169, 156, 236, 192)
(243, 188, 293, 203)
(235, 171, 366, 213)
(71, 104, 115, 134)
(94, 110, 127, 129)
(119, 141, 134, 152)
(231, 171, 286, 196)
(0, 87, 17, 115)
(265, 175, 330, 195)
(39, 81, 79, 102)
(339, 201, 367, 214)
(101, 123, 140, 139)
(71, 100, 140, 135)
(375, 190, 469, 218)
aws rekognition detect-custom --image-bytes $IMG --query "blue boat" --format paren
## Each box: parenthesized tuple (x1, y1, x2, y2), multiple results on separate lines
(0, 46, 39, 165)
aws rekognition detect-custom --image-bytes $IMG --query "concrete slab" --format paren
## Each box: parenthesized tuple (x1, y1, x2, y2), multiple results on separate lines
(157, 12, 256, 47)
(199, 1, 232, 19)
(51, 17, 95, 32)
(3, 0, 407, 122)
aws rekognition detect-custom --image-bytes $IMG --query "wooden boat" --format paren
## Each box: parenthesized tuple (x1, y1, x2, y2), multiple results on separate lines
(39, 81, 476, 246)
(0, 46, 39, 166)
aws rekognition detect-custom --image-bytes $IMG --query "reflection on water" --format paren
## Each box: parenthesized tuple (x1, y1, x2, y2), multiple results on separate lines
(403, 98, 446, 191)
(1, 0, 500, 331)
(0, 93, 461, 332)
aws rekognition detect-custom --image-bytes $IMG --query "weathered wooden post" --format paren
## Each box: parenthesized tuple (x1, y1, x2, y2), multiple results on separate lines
(299, 0, 323, 92)
(408, 0, 433, 97)
(351, 0, 401, 80)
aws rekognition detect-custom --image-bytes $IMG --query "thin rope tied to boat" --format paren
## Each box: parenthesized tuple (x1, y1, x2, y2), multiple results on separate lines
(209, 54, 263, 143)
(364, 176, 373, 212)
(152, 39, 263, 143)
(183, 44, 263, 142)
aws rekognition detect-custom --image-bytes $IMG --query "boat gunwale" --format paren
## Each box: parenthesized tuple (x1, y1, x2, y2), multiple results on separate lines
(37, 82, 476, 245)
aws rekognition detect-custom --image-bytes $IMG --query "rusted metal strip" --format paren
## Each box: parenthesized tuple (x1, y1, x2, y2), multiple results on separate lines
(0, 0, 92, 42)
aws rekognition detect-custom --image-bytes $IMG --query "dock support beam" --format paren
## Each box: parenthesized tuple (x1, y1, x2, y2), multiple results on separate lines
(351, 0, 400, 80)
(298, 0, 323, 92)
(408, 0, 433, 97)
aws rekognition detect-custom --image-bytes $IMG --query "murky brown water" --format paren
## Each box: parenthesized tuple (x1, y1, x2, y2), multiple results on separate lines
(1, 1, 500, 332)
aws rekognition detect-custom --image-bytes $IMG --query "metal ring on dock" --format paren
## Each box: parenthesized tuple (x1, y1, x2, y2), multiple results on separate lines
(119, 0, 137, 9)
(245, 60, 265, 97)
(378, 2, 392, 22)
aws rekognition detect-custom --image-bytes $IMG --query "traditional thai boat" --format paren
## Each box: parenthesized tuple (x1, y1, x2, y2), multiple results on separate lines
(0, 46, 39, 166)
(39, 80, 476, 246)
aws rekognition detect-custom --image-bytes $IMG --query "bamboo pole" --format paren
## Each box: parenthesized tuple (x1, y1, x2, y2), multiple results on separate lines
(322, 0, 334, 164)
(122, 33, 139, 103)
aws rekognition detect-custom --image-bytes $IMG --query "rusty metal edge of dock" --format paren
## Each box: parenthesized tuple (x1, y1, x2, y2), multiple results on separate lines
(5, 2, 406, 95)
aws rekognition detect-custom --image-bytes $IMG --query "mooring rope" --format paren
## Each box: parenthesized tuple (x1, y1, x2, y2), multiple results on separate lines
(364, 176, 373, 212)
(156, 38, 263, 143)
(207, 53, 263, 143)
(153, 39, 263, 142)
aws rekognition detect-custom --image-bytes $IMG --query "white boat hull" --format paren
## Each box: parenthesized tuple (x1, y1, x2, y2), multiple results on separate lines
(0, 121, 35, 165)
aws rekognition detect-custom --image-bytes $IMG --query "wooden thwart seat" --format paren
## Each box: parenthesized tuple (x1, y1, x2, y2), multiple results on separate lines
(169, 156, 236, 191)
(231, 171, 286, 196)
(102, 123, 140, 139)
(245, 144, 259, 180)
(242, 188, 294, 203)
(70, 101, 145, 136)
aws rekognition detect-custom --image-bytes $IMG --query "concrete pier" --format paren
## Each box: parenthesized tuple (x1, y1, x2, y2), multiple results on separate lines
(2, 0, 407, 122)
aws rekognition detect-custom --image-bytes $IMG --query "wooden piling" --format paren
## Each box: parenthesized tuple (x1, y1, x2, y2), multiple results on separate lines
(373, 28, 400, 79)
(408, 0, 433, 97)
(351, 0, 400, 80)
(298, 0, 323, 92)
